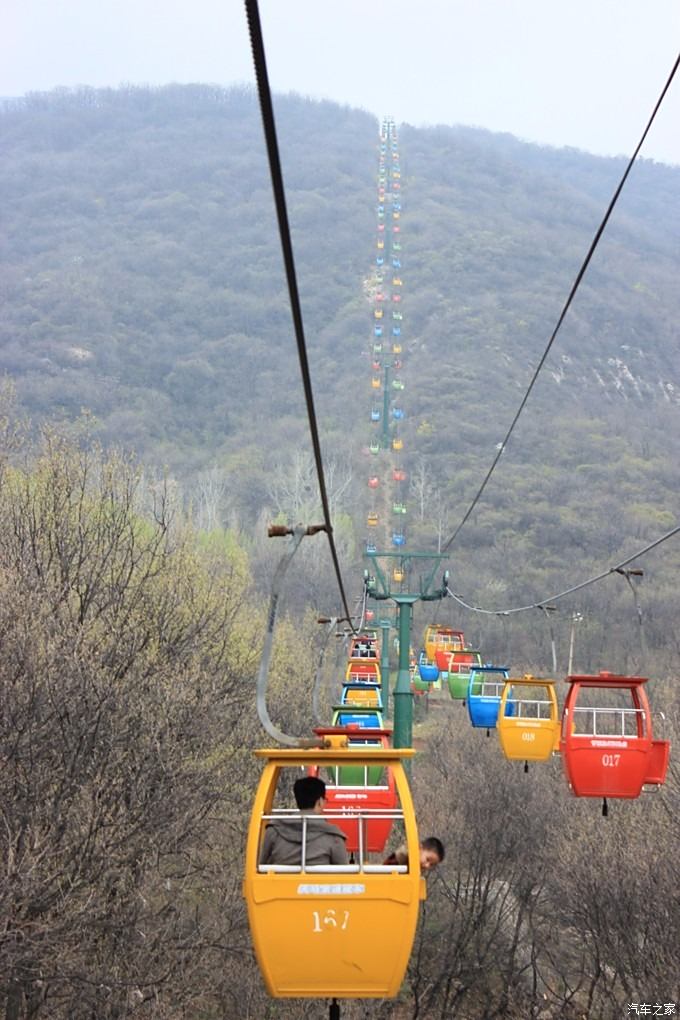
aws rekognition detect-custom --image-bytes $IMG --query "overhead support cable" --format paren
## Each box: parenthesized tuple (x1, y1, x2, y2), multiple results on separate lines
(441, 48, 680, 555)
(244, 0, 355, 629)
(445, 519, 680, 617)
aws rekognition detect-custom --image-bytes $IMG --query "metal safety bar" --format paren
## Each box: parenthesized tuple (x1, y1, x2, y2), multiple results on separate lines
(475, 681, 506, 698)
(571, 705, 646, 738)
(260, 808, 405, 872)
(329, 763, 386, 786)
(505, 698, 554, 720)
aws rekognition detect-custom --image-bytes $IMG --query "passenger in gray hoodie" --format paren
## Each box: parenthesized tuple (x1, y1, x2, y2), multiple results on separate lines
(260, 776, 348, 867)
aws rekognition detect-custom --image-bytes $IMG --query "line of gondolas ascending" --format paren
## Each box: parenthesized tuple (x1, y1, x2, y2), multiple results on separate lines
(367, 118, 407, 588)
(243, 93, 425, 1010)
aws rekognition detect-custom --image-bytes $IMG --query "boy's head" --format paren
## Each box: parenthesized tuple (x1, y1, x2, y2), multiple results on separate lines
(420, 836, 445, 871)
(294, 776, 326, 812)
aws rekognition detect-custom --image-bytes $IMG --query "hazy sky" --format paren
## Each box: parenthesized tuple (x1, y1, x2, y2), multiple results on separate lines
(4, 0, 680, 165)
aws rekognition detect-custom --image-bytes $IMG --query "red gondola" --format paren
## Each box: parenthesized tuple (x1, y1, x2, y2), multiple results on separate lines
(560, 672, 670, 800)
(349, 634, 379, 660)
(310, 728, 397, 853)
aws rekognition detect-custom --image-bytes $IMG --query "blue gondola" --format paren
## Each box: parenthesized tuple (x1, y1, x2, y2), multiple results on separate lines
(392, 532, 406, 547)
(467, 666, 511, 730)
(418, 651, 439, 683)
(392, 407, 404, 420)
(332, 708, 383, 729)
(371, 408, 381, 422)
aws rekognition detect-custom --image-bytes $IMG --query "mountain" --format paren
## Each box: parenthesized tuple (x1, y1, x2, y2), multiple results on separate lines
(2, 84, 680, 671)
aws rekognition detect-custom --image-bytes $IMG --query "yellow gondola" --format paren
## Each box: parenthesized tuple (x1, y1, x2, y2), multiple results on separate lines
(243, 738, 424, 999)
(341, 683, 382, 707)
(423, 625, 465, 662)
(498, 675, 560, 762)
(392, 437, 403, 451)
(345, 659, 381, 685)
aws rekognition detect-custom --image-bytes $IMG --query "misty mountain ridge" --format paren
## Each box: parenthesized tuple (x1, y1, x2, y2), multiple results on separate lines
(1, 84, 679, 510)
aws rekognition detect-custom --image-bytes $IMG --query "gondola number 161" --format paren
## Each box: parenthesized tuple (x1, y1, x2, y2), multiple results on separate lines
(312, 909, 350, 933)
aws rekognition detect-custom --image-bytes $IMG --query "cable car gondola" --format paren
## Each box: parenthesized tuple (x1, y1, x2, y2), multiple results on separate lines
(310, 729, 396, 853)
(438, 648, 483, 700)
(345, 659, 381, 685)
(332, 705, 383, 729)
(348, 634, 379, 659)
(560, 672, 670, 801)
(498, 675, 560, 763)
(417, 651, 439, 684)
(467, 666, 511, 730)
(341, 683, 382, 709)
(244, 738, 424, 999)
(424, 625, 465, 662)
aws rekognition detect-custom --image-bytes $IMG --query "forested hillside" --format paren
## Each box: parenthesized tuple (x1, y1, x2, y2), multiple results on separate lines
(1, 85, 679, 1020)
(2, 84, 680, 669)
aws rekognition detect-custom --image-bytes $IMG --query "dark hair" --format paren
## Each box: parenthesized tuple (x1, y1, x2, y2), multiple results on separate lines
(422, 836, 445, 862)
(294, 776, 326, 811)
